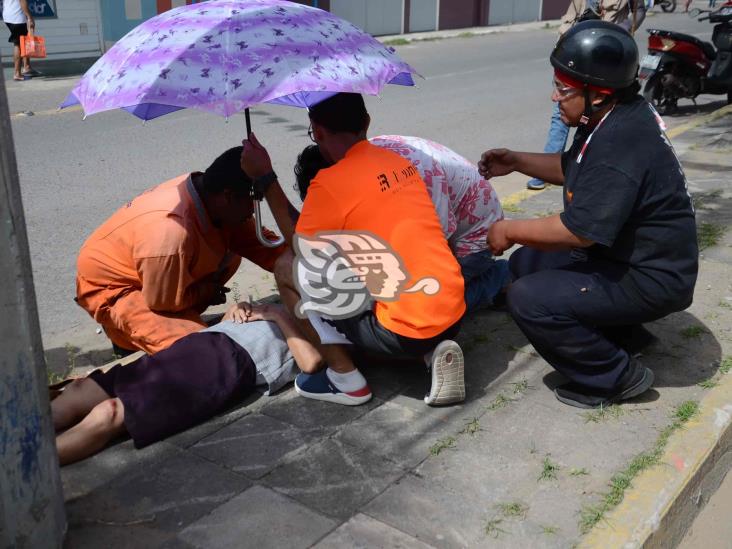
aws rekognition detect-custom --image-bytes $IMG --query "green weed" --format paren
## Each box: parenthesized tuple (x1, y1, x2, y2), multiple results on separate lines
(719, 300, 732, 310)
(582, 404, 625, 423)
(461, 418, 481, 436)
(579, 400, 699, 533)
(430, 436, 456, 456)
(484, 518, 508, 538)
(457, 31, 477, 38)
(487, 393, 514, 411)
(697, 222, 726, 250)
(539, 456, 560, 481)
(720, 356, 732, 375)
(497, 501, 528, 519)
(510, 379, 530, 395)
(541, 524, 559, 535)
(698, 378, 718, 389)
(680, 325, 707, 339)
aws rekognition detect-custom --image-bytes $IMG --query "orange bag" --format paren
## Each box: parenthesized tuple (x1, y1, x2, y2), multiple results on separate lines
(20, 34, 47, 59)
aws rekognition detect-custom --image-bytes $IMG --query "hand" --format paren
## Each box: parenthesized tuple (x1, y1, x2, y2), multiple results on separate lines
(241, 132, 273, 179)
(198, 281, 229, 307)
(28, 17, 35, 31)
(224, 302, 284, 323)
(478, 148, 518, 179)
(487, 220, 513, 256)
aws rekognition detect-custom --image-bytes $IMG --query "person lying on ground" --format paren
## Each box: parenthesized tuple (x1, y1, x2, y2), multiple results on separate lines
(293, 137, 511, 313)
(241, 93, 466, 407)
(52, 302, 318, 466)
(75, 146, 285, 356)
(478, 21, 698, 409)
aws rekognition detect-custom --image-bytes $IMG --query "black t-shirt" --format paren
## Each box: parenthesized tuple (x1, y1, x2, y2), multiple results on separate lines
(560, 96, 698, 309)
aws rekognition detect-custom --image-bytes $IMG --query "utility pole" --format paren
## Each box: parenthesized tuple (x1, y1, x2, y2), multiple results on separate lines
(0, 68, 66, 547)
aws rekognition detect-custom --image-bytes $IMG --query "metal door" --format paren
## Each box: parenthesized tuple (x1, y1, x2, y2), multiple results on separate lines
(410, 0, 437, 32)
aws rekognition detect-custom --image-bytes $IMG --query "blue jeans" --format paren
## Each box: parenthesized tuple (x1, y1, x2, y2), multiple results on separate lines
(527, 103, 570, 187)
(458, 250, 510, 313)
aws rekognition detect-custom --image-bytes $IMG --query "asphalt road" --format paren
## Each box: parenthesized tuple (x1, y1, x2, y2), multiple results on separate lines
(2, 9, 721, 354)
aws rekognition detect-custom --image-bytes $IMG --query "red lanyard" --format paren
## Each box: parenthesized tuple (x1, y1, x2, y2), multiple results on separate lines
(576, 106, 615, 164)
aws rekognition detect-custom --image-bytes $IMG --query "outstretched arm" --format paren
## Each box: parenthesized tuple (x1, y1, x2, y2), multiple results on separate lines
(223, 302, 323, 373)
(487, 215, 594, 256)
(479, 149, 565, 185)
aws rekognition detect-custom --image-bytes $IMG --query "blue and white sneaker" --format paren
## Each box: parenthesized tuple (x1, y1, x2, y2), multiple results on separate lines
(294, 370, 372, 406)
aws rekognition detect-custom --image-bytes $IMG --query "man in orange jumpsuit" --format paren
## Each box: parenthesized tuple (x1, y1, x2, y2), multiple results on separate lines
(76, 146, 284, 355)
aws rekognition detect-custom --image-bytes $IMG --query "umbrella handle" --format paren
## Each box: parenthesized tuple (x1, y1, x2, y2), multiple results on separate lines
(253, 197, 285, 248)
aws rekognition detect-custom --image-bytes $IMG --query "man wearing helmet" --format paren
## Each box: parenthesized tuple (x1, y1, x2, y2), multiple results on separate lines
(479, 21, 698, 409)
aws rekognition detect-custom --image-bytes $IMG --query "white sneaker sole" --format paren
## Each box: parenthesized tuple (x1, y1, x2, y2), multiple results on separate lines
(294, 381, 372, 406)
(424, 340, 465, 406)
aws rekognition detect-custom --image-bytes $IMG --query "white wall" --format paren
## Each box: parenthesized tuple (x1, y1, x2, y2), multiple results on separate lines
(1, 0, 102, 61)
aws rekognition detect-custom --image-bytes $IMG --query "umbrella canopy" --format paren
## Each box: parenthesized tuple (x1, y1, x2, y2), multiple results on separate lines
(61, 0, 418, 120)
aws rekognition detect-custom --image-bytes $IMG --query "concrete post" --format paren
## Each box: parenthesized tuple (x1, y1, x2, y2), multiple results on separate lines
(0, 70, 66, 547)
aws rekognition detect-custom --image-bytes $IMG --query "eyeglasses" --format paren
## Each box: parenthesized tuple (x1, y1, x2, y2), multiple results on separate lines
(307, 124, 316, 143)
(552, 79, 581, 101)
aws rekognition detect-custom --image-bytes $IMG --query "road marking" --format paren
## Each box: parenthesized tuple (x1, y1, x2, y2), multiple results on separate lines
(667, 104, 732, 139)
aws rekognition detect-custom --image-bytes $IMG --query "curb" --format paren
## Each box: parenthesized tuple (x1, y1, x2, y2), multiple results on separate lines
(579, 371, 732, 549)
(580, 102, 732, 549)
(377, 20, 559, 45)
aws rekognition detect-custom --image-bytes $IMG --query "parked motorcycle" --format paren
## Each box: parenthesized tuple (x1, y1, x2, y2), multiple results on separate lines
(640, 2, 732, 113)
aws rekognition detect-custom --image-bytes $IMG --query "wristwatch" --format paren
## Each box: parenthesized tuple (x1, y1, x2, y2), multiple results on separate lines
(252, 171, 278, 198)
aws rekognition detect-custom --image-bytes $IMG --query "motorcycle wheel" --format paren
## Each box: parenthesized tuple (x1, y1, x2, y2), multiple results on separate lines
(643, 73, 677, 115)
(660, 0, 676, 12)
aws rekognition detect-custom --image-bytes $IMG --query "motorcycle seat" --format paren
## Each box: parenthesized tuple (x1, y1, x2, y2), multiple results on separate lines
(649, 29, 717, 60)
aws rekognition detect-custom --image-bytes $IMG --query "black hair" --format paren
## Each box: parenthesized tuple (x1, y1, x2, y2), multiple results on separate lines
(202, 146, 252, 196)
(294, 145, 331, 200)
(614, 80, 641, 103)
(308, 92, 369, 134)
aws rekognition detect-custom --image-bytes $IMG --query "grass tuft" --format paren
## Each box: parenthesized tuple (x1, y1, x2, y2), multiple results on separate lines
(538, 456, 560, 481)
(582, 404, 624, 423)
(487, 393, 514, 411)
(540, 524, 559, 535)
(698, 378, 718, 389)
(497, 501, 528, 519)
(457, 31, 477, 38)
(510, 379, 530, 395)
(697, 222, 726, 250)
(720, 356, 732, 375)
(461, 418, 481, 436)
(430, 436, 456, 456)
(570, 467, 590, 477)
(680, 325, 707, 339)
(484, 518, 508, 538)
(579, 400, 699, 533)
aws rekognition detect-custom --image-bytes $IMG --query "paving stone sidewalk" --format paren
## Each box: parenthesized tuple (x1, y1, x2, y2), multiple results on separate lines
(60, 109, 732, 548)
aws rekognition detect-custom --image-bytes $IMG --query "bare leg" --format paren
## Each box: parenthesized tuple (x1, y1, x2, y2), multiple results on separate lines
(12, 44, 22, 79)
(56, 398, 127, 466)
(51, 377, 111, 431)
(22, 55, 32, 73)
(274, 250, 357, 374)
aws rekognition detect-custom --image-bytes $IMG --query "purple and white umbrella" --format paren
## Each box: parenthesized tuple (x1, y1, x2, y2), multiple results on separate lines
(60, 0, 417, 122)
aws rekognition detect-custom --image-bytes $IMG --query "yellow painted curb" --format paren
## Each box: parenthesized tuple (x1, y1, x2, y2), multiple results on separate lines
(579, 370, 732, 549)
(501, 187, 546, 209)
(667, 104, 732, 140)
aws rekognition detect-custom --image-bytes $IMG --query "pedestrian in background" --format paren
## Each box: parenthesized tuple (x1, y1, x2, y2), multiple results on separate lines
(2, 0, 40, 81)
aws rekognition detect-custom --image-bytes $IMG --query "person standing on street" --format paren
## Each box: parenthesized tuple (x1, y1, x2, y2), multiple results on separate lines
(3, 0, 40, 81)
(479, 21, 698, 409)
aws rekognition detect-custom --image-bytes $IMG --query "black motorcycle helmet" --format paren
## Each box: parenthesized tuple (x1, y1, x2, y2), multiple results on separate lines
(551, 20, 639, 123)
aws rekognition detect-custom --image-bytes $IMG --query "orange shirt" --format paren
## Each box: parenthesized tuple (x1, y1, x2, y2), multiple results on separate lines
(77, 174, 283, 315)
(296, 140, 465, 339)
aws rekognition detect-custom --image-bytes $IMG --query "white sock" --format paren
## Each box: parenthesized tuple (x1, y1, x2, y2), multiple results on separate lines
(326, 368, 367, 392)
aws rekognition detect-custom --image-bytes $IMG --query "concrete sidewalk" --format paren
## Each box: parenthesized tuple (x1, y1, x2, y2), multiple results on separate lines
(59, 106, 732, 549)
